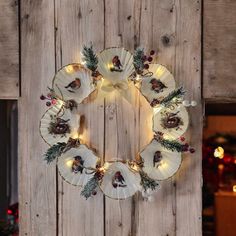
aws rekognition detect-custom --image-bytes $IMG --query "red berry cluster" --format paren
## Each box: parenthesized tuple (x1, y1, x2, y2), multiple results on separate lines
(142, 50, 155, 70)
(40, 93, 57, 107)
(179, 136, 195, 153)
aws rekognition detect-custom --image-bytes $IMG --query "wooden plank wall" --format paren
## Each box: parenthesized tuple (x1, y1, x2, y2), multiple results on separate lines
(0, 0, 19, 98)
(19, 0, 202, 235)
(204, 0, 236, 101)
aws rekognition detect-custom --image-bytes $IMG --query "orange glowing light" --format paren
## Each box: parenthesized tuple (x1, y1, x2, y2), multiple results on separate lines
(233, 185, 236, 193)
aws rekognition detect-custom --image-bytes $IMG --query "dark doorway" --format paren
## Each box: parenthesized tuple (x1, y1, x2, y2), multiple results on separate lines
(0, 101, 18, 235)
(202, 103, 236, 236)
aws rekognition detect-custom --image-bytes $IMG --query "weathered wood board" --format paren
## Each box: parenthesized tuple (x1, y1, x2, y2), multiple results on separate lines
(19, 0, 202, 235)
(19, 1, 57, 236)
(0, 0, 19, 99)
(55, 1, 105, 235)
(204, 0, 236, 101)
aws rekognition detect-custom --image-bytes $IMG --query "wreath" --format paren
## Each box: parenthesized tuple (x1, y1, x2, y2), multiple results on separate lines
(39, 45, 195, 200)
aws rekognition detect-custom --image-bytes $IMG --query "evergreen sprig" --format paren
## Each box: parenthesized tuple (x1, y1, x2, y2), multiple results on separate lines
(44, 142, 67, 163)
(81, 174, 100, 199)
(160, 87, 185, 107)
(133, 48, 145, 73)
(157, 138, 186, 152)
(140, 171, 159, 192)
(82, 44, 98, 72)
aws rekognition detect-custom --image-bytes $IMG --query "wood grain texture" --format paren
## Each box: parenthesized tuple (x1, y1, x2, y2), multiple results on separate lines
(19, 1, 56, 235)
(0, 0, 19, 99)
(135, 1, 177, 235)
(55, 1, 105, 235)
(19, 0, 202, 235)
(204, 0, 236, 100)
(175, 1, 202, 235)
(104, 1, 140, 235)
(134, 1, 202, 236)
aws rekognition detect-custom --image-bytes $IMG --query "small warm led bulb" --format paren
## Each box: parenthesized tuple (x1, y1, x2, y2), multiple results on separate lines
(233, 185, 236, 193)
(156, 66, 165, 77)
(71, 132, 79, 139)
(66, 160, 73, 167)
(159, 160, 167, 168)
(136, 74, 141, 81)
(103, 162, 110, 170)
(57, 99, 65, 107)
(107, 63, 113, 70)
(65, 65, 74, 74)
(130, 163, 139, 171)
(153, 106, 162, 115)
(99, 163, 109, 172)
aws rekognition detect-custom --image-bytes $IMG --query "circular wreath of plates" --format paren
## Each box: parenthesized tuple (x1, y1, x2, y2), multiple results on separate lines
(39, 46, 194, 200)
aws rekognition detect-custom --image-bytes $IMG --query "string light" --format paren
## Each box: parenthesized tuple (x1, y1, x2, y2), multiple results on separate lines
(65, 65, 74, 74)
(57, 99, 65, 108)
(99, 162, 110, 172)
(159, 160, 168, 168)
(107, 63, 113, 70)
(153, 106, 162, 115)
(66, 159, 73, 167)
(163, 133, 174, 140)
(71, 132, 79, 139)
(233, 185, 236, 193)
(214, 146, 224, 159)
(155, 66, 165, 77)
(136, 74, 141, 81)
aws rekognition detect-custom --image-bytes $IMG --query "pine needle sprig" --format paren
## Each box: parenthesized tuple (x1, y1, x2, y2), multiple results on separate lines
(158, 139, 185, 152)
(140, 171, 159, 192)
(133, 48, 145, 73)
(82, 44, 98, 72)
(81, 174, 100, 199)
(44, 142, 67, 163)
(160, 87, 185, 107)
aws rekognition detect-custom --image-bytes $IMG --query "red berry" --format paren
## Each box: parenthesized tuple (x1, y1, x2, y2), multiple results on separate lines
(142, 55, 147, 61)
(144, 64, 149, 69)
(147, 56, 153, 62)
(190, 148, 195, 153)
(92, 191, 97, 196)
(150, 50, 155, 55)
(46, 101, 51, 106)
(180, 136, 185, 142)
(184, 143, 189, 148)
(40, 95, 46, 100)
(182, 143, 189, 152)
(51, 99, 57, 105)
